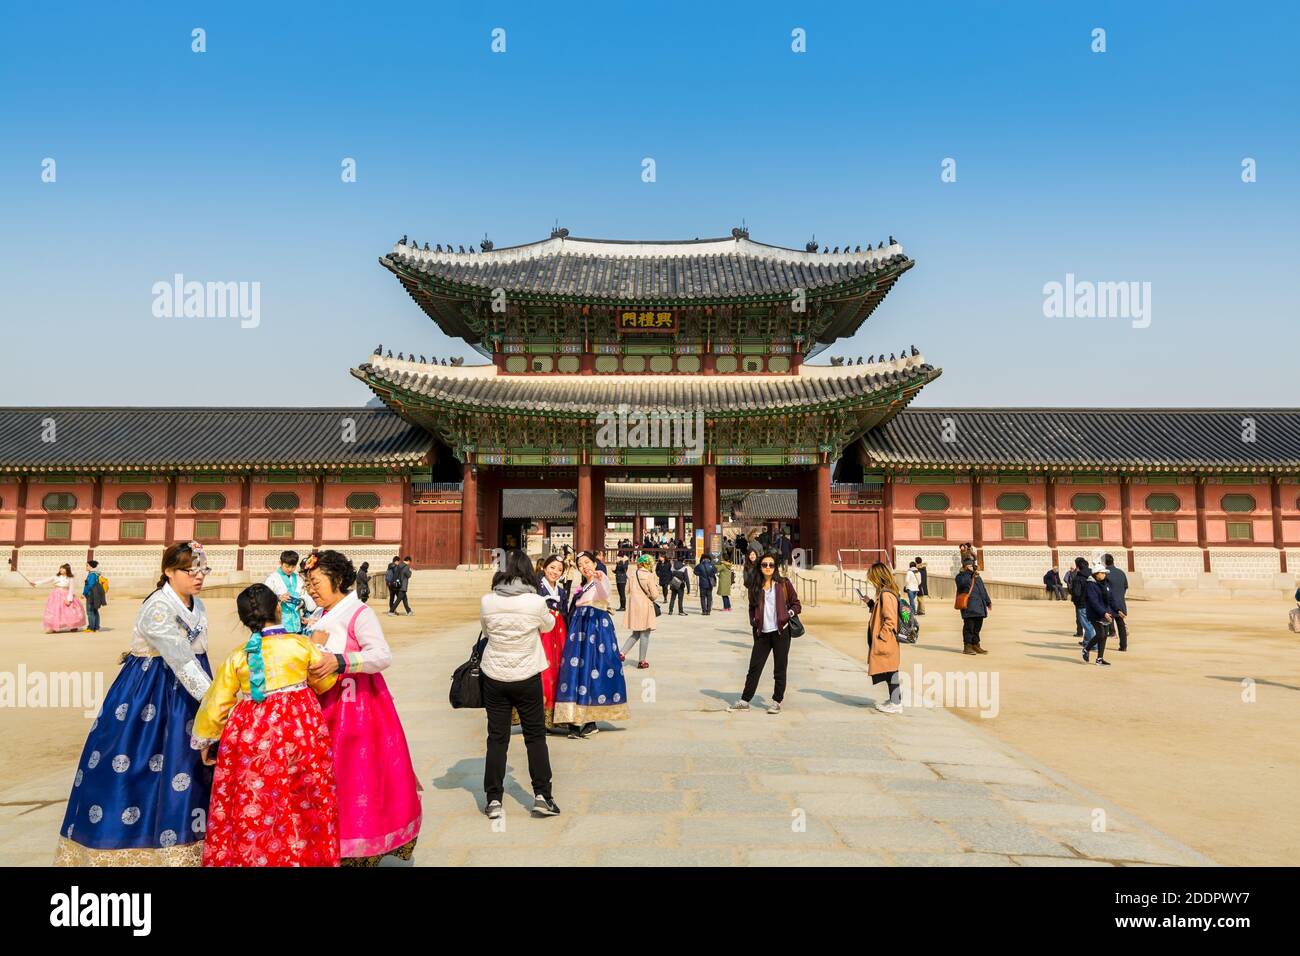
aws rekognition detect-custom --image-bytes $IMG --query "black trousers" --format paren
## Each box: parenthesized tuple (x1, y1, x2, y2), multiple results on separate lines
(668, 586, 685, 614)
(1085, 620, 1110, 657)
(482, 673, 552, 803)
(1114, 614, 1128, 650)
(699, 587, 713, 614)
(616, 580, 627, 609)
(393, 589, 411, 613)
(742, 629, 791, 703)
(961, 616, 984, 645)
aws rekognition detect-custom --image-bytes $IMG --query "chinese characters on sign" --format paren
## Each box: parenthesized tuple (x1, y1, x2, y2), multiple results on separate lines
(618, 310, 677, 333)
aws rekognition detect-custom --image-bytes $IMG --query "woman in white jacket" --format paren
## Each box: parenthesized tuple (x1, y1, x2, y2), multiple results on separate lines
(479, 550, 561, 820)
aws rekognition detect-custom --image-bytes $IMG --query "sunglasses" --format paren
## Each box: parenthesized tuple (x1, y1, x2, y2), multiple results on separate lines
(761, 561, 776, 568)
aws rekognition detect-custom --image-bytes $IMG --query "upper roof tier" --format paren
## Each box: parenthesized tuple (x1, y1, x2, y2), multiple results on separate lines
(380, 229, 914, 348)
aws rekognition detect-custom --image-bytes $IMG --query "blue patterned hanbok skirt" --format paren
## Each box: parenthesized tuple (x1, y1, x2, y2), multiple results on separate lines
(54, 653, 214, 866)
(552, 605, 630, 725)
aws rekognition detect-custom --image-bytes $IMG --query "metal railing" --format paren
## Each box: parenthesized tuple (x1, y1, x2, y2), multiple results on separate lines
(790, 570, 818, 607)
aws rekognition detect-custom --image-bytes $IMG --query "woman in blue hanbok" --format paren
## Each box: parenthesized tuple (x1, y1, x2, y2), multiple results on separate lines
(552, 551, 629, 738)
(54, 542, 216, 866)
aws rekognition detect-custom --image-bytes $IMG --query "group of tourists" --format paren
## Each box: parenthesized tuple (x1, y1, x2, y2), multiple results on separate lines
(54, 543, 422, 867)
(27, 560, 107, 633)
(1065, 554, 1130, 665)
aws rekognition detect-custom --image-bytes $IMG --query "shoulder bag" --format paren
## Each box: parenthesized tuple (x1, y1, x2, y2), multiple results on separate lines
(449, 632, 488, 709)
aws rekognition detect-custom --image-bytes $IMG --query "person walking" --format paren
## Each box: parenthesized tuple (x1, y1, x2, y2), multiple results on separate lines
(385, 556, 402, 614)
(477, 550, 561, 819)
(355, 561, 371, 604)
(1068, 557, 1094, 646)
(914, 557, 929, 614)
(1081, 564, 1115, 666)
(394, 556, 414, 615)
(82, 560, 107, 632)
(717, 559, 734, 611)
(955, 558, 991, 655)
(668, 557, 689, 615)
(621, 554, 661, 669)
(1103, 554, 1130, 651)
(695, 552, 717, 615)
(729, 550, 801, 715)
(904, 560, 922, 620)
(865, 562, 904, 714)
(613, 554, 629, 611)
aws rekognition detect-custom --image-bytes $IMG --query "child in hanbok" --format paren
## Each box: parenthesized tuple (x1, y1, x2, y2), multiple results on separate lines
(303, 550, 422, 865)
(552, 550, 629, 738)
(193, 583, 340, 867)
(34, 564, 87, 633)
(264, 549, 316, 634)
(55, 542, 214, 866)
(535, 554, 569, 728)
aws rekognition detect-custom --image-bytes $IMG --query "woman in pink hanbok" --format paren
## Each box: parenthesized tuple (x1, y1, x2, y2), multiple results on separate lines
(302, 550, 421, 865)
(34, 564, 87, 633)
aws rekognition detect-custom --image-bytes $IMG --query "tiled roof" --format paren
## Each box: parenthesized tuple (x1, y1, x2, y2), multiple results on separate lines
(861, 409, 1300, 472)
(383, 233, 911, 302)
(0, 408, 433, 473)
(502, 484, 747, 521)
(502, 491, 575, 521)
(736, 490, 799, 519)
(354, 353, 939, 417)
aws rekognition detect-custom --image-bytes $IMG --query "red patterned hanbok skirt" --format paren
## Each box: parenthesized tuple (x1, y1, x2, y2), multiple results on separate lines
(203, 686, 340, 867)
(540, 609, 567, 724)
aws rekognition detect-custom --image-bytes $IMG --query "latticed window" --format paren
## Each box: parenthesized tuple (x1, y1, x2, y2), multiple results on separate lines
(265, 492, 301, 511)
(43, 492, 77, 511)
(120, 520, 146, 540)
(1151, 521, 1178, 541)
(350, 519, 376, 539)
(1076, 521, 1101, 540)
(920, 520, 946, 539)
(346, 492, 380, 511)
(1071, 493, 1105, 512)
(1221, 494, 1256, 513)
(1226, 521, 1253, 541)
(915, 493, 950, 512)
(269, 520, 294, 539)
(45, 521, 71, 540)
(996, 492, 1030, 512)
(1145, 493, 1180, 513)
(116, 492, 152, 511)
(191, 492, 226, 511)
(1001, 520, 1027, 540)
(194, 520, 220, 538)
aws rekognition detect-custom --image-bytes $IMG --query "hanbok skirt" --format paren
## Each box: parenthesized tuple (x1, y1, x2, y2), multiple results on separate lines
(55, 653, 213, 866)
(203, 687, 340, 867)
(552, 605, 630, 725)
(317, 672, 421, 862)
(44, 590, 86, 632)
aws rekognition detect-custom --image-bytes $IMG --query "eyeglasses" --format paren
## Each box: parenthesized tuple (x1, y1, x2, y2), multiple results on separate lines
(177, 566, 210, 578)
(760, 562, 776, 568)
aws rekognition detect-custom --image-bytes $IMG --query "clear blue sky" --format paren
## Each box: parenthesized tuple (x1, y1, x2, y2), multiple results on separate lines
(2, 1, 1296, 407)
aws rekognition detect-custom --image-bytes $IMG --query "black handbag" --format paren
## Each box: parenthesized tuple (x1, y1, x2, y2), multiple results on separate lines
(449, 633, 488, 709)
(784, 579, 805, 638)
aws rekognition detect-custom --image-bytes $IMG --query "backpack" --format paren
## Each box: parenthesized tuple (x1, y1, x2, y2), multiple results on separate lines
(384, 564, 399, 587)
(897, 597, 918, 643)
(1069, 572, 1087, 603)
(97, 574, 109, 593)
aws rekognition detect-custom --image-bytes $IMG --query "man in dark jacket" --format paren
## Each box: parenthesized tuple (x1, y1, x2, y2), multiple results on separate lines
(914, 557, 929, 614)
(694, 553, 718, 615)
(1102, 553, 1130, 651)
(1068, 557, 1092, 643)
(1082, 566, 1115, 665)
(668, 558, 690, 615)
(395, 556, 414, 615)
(385, 556, 402, 614)
(82, 560, 106, 632)
(955, 558, 991, 655)
(1043, 567, 1064, 600)
(614, 556, 629, 611)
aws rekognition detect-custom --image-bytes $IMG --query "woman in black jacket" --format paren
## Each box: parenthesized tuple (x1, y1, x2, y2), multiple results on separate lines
(954, 559, 991, 655)
(356, 561, 371, 603)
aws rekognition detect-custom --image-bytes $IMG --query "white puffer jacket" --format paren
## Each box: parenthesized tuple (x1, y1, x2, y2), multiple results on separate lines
(479, 590, 555, 682)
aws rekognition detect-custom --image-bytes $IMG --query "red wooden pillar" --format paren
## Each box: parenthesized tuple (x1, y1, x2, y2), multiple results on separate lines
(815, 460, 832, 567)
(690, 471, 703, 553)
(701, 464, 718, 556)
(575, 464, 592, 552)
(591, 468, 606, 552)
(312, 474, 325, 549)
(1194, 477, 1210, 572)
(1046, 474, 1059, 569)
(1271, 475, 1286, 573)
(11, 475, 28, 571)
(164, 476, 177, 544)
(479, 470, 501, 557)
(1119, 475, 1135, 571)
(237, 475, 251, 570)
(88, 475, 103, 562)
(881, 473, 895, 568)
(970, 474, 985, 570)
(399, 473, 413, 561)
(460, 461, 478, 566)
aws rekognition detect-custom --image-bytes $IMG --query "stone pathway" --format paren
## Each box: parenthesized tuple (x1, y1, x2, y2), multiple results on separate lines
(0, 596, 1214, 866)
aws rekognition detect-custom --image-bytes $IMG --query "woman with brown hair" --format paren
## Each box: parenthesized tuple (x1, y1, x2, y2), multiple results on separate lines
(33, 562, 86, 633)
(865, 562, 904, 714)
(55, 542, 215, 865)
(729, 550, 801, 715)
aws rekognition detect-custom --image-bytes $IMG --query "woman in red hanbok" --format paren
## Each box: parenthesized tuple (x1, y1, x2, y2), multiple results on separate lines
(535, 555, 569, 727)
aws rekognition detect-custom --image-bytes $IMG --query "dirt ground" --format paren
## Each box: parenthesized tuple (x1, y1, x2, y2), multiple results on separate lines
(2, 585, 1296, 866)
(803, 591, 1300, 867)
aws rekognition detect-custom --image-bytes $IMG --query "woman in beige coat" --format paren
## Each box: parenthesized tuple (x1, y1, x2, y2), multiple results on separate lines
(621, 555, 661, 669)
(866, 562, 903, 714)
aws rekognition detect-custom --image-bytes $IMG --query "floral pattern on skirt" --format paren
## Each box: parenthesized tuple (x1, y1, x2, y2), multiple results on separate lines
(203, 687, 339, 867)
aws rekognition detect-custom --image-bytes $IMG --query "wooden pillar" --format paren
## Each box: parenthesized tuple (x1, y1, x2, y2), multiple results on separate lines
(1195, 477, 1211, 572)
(1119, 474, 1135, 571)
(591, 468, 606, 553)
(1046, 474, 1059, 569)
(701, 464, 718, 557)
(312, 474, 325, 549)
(460, 461, 478, 566)
(970, 474, 985, 570)
(882, 473, 895, 568)
(237, 475, 251, 571)
(816, 459, 832, 567)
(690, 472, 703, 552)
(11, 475, 28, 571)
(399, 473, 413, 561)
(164, 475, 177, 544)
(702, 352, 717, 374)
(479, 470, 501, 556)
(88, 475, 103, 562)
(575, 464, 592, 552)
(1271, 475, 1287, 573)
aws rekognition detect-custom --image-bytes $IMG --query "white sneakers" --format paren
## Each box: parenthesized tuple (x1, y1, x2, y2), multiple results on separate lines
(727, 699, 751, 712)
(766, 701, 782, 715)
(875, 701, 903, 715)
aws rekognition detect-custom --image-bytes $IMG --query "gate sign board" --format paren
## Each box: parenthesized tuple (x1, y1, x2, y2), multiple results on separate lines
(618, 309, 677, 333)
